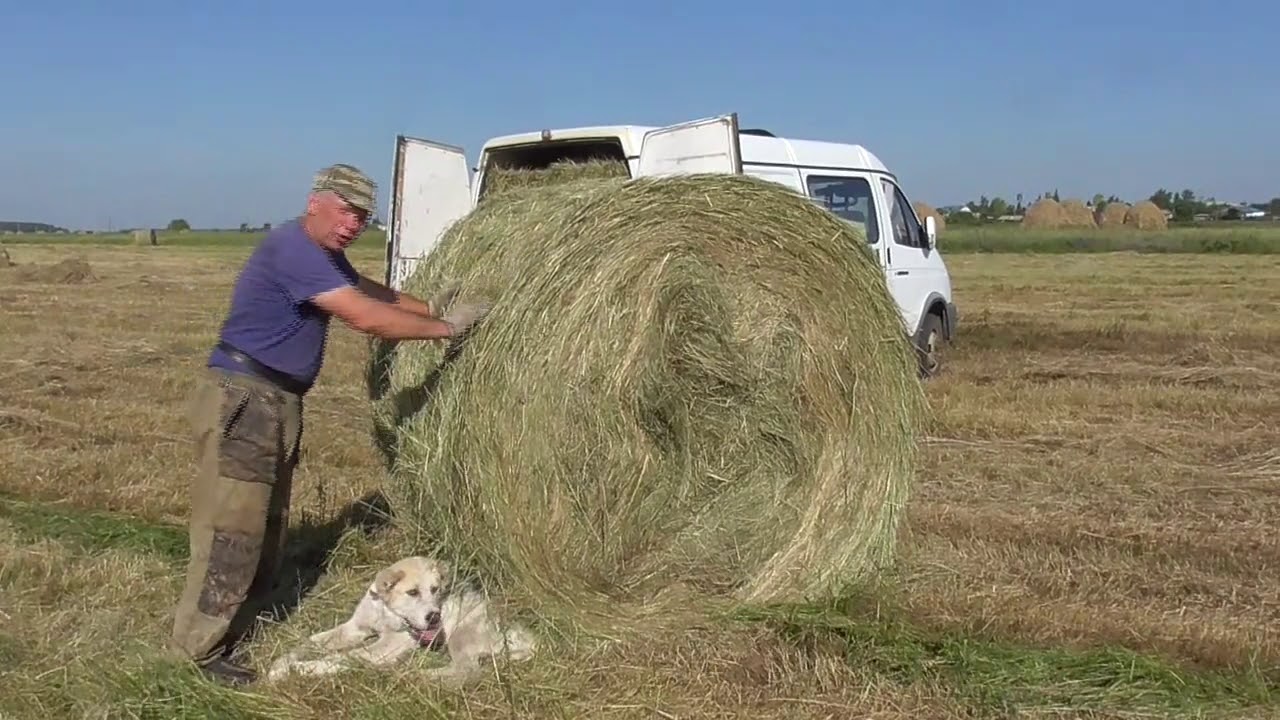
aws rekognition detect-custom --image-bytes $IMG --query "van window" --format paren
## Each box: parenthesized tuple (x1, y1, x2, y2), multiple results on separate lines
(880, 179, 925, 249)
(805, 175, 878, 244)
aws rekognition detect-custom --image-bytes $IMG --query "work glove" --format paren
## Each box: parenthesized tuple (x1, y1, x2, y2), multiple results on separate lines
(442, 300, 491, 337)
(427, 282, 461, 317)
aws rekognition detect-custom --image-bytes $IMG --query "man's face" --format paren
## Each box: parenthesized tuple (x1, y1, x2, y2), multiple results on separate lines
(309, 192, 370, 250)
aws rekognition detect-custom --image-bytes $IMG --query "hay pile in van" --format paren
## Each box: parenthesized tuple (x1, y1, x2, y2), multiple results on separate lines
(479, 158, 629, 203)
(367, 173, 927, 637)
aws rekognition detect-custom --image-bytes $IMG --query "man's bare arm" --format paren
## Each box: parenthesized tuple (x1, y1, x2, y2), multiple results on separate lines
(312, 286, 454, 340)
(356, 276, 436, 318)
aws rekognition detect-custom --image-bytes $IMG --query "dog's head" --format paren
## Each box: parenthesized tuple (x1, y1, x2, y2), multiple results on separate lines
(369, 556, 451, 633)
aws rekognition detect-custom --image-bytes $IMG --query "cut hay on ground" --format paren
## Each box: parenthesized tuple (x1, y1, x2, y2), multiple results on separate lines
(1021, 198, 1066, 229)
(368, 173, 927, 638)
(1059, 199, 1098, 228)
(12, 257, 95, 284)
(1097, 202, 1130, 228)
(478, 159, 630, 203)
(912, 201, 945, 232)
(1125, 201, 1169, 231)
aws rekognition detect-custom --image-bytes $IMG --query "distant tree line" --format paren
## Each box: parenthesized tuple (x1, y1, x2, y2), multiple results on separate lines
(947, 189, 1279, 224)
(0, 221, 69, 233)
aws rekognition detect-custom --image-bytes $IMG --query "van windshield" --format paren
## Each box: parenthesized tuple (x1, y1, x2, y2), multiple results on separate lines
(805, 176, 879, 244)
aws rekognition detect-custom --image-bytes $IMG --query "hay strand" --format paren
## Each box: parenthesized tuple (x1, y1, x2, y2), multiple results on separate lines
(368, 173, 926, 638)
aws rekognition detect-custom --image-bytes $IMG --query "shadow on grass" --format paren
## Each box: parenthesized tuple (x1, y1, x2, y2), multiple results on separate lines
(250, 489, 394, 626)
(0, 487, 395, 642)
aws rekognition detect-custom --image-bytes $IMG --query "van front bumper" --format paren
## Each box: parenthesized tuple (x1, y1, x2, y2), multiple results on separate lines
(944, 301, 958, 340)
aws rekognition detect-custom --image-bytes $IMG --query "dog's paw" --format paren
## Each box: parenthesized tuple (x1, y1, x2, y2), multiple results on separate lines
(266, 656, 295, 682)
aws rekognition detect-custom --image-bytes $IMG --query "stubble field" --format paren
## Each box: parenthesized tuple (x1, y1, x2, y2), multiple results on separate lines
(1, 237, 1277, 719)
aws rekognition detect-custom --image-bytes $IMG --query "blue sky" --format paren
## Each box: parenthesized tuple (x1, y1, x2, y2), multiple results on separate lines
(3, 0, 1276, 230)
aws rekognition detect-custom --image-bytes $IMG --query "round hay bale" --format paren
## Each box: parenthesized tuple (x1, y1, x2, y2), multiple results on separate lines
(1020, 198, 1067, 229)
(367, 173, 927, 636)
(133, 228, 158, 246)
(912, 201, 945, 232)
(0, 246, 12, 267)
(1095, 202, 1129, 228)
(1059, 199, 1097, 228)
(479, 158, 630, 203)
(1124, 201, 1168, 231)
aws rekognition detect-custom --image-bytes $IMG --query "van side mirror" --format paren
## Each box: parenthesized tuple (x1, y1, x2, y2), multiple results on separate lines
(924, 215, 937, 247)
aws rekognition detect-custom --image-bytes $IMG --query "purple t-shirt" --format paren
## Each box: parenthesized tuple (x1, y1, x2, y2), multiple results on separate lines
(208, 219, 359, 391)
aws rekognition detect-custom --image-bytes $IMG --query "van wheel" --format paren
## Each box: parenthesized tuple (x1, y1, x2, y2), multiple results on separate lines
(915, 312, 944, 378)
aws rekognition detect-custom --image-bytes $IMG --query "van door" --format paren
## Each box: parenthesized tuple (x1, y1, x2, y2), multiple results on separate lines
(799, 170, 886, 264)
(385, 135, 473, 290)
(635, 114, 744, 177)
(876, 176, 936, 336)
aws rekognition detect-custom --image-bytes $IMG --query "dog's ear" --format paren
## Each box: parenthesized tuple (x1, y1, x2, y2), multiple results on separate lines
(372, 567, 406, 598)
(429, 560, 453, 597)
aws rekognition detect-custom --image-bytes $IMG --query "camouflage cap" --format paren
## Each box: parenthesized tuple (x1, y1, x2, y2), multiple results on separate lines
(312, 163, 377, 214)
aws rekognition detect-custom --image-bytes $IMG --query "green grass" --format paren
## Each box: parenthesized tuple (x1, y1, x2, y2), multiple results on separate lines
(938, 222, 1280, 254)
(0, 491, 188, 560)
(7, 222, 1279, 254)
(739, 595, 1277, 718)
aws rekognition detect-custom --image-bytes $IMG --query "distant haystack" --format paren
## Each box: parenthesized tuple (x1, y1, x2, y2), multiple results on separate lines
(1124, 201, 1168, 231)
(1021, 198, 1067, 229)
(1059, 199, 1098, 228)
(1096, 202, 1130, 228)
(0, 246, 12, 267)
(912, 201, 946, 232)
(133, 229, 157, 246)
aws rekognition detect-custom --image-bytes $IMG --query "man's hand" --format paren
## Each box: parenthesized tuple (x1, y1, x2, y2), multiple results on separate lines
(441, 300, 491, 337)
(426, 283, 460, 318)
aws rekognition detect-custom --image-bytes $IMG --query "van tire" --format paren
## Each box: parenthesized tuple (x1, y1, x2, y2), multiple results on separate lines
(914, 312, 945, 378)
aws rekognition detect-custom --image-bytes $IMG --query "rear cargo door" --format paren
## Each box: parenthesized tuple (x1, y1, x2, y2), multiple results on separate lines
(385, 135, 473, 289)
(635, 113, 744, 177)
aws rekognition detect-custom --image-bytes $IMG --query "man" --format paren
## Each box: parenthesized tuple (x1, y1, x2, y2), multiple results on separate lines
(169, 164, 488, 686)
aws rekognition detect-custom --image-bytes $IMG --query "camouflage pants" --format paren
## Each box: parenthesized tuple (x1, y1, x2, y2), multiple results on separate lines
(169, 368, 303, 665)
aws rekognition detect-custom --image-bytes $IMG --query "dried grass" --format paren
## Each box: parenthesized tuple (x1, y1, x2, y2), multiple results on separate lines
(1020, 198, 1066, 229)
(10, 257, 96, 284)
(1126, 200, 1169, 231)
(368, 172, 927, 638)
(479, 159, 630, 203)
(2, 244, 1279, 718)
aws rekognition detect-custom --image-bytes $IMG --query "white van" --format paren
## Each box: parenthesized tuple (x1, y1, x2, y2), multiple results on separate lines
(382, 114, 957, 375)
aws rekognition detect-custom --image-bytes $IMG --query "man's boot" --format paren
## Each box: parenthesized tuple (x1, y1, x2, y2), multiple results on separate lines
(198, 656, 258, 687)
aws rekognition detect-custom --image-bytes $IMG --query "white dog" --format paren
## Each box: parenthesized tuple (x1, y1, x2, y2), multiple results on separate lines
(267, 556, 535, 684)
